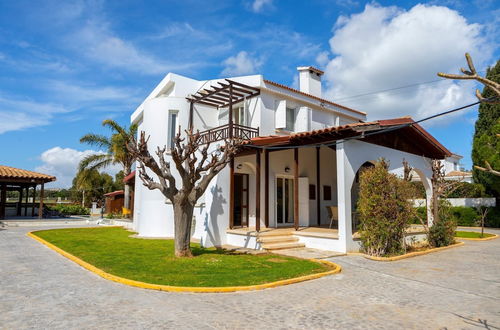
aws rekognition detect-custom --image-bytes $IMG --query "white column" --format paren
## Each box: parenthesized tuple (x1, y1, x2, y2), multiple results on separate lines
(336, 141, 355, 252)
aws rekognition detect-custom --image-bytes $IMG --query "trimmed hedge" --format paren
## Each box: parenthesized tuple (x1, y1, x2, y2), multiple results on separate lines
(46, 204, 90, 215)
(412, 205, 499, 227)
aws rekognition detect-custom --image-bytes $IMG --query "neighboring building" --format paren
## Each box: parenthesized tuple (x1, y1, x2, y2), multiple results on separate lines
(443, 154, 473, 183)
(104, 171, 136, 215)
(130, 67, 450, 253)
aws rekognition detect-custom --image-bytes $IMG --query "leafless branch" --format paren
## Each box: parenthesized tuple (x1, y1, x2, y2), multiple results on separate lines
(437, 53, 500, 104)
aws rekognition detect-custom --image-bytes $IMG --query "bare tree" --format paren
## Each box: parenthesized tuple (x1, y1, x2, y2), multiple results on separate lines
(127, 129, 242, 257)
(402, 158, 413, 182)
(477, 206, 489, 238)
(437, 53, 500, 104)
(438, 53, 500, 177)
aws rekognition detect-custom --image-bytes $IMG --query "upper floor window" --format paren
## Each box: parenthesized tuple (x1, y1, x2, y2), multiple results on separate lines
(167, 110, 178, 149)
(286, 107, 295, 131)
(233, 106, 245, 126)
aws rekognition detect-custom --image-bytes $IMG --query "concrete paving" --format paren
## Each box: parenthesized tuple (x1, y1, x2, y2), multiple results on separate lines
(1, 225, 499, 329)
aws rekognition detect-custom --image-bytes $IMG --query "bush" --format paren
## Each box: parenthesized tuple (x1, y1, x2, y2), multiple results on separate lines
(46, 204, 90, 215)
(485, 206, 500, 228)
(450, 206, 479, 226)
(428, 200, 456, 247)
(445, 182, 488, 198)
(357, 159, 415, 257)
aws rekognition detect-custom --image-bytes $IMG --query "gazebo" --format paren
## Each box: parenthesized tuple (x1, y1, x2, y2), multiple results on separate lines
(0, 165, 56, 219)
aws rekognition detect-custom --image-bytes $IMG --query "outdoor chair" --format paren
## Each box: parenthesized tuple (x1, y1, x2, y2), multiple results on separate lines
(327, 206, 338, 229)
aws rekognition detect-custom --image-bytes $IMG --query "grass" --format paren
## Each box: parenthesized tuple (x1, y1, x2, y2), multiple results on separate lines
(32, 227, 331, 287)
(455, 231, 495, 239)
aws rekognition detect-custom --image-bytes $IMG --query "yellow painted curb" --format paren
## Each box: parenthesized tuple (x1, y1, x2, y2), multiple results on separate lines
(27, 231, 341, 293)
(348, 241, 465, 262)
(456, 233, 498, 241)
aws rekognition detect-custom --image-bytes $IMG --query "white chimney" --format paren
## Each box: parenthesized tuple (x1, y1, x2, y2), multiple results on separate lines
(297, 66, 323, 97)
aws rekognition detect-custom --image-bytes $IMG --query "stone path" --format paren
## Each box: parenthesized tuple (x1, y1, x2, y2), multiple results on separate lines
(1, 225, 499, 329)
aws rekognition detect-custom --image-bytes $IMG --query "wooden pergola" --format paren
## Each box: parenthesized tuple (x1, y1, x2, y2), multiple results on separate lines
(0, 165, 56, 219)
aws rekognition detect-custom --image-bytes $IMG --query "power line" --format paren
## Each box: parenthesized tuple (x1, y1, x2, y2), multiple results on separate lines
(244, 99, 487, 151)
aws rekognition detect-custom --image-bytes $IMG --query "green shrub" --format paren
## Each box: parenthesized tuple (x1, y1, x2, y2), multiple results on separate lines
(485, 206, 500, 228)
(445, 182, 488, 198)
(411, 206, 427, 224)
(357, 159, 415, 257)
(46, 204, 89, 215)
(450, 206, 478, 226)
(428, 200, 456, 247)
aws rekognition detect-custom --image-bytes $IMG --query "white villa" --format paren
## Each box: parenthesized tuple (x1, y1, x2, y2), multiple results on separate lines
(129, 67, 451, 253)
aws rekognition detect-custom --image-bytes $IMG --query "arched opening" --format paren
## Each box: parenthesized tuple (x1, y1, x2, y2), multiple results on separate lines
(349, 161, 375, 232)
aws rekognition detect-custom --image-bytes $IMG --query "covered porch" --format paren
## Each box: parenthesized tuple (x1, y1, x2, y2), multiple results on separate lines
(226, 117, 450, 252)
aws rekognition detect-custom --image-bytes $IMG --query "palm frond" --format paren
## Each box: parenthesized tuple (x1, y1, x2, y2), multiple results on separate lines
(80, 134, 112, 149)
(102, 119, 127, 136)
(79, 153, 113, 172)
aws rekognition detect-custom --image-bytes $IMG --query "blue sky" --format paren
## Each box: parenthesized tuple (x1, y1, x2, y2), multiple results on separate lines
(0, 0, 498, 187)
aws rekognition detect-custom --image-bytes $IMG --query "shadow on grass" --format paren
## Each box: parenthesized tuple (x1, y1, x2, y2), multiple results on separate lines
(190, 245, 247, 257)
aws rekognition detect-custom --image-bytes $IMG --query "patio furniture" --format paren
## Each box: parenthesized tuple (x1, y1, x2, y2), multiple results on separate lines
(327, 206, 338, 229)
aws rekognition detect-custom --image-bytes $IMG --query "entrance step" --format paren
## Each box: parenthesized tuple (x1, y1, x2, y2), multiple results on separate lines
(261, 241, 306, 250)
(257, 235, 298, 244)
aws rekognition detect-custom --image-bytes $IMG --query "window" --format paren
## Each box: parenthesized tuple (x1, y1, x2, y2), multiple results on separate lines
(167, 111, 178, 149)
(233, 106, 245, 125)
(323, 185, 332, 201)
(286, 107, 295, 131)
(309, 184, 316, 200)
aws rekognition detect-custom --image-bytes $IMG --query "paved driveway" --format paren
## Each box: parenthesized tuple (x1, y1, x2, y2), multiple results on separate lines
(1, 226, 499, 329)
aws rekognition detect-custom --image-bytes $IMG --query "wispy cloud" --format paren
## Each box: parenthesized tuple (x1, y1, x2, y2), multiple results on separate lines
(250, 0, 274, 13)
(0, 96, 67, 134)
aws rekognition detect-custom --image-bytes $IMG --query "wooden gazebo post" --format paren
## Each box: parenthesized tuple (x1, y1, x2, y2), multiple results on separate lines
(0, 184, 6, 219)
(38, 183, 44, 219)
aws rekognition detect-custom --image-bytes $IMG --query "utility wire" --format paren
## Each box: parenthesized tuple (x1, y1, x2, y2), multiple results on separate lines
(243, 98, 488, 151)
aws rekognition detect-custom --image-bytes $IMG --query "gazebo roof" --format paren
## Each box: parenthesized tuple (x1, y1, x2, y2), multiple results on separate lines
(0, 165, 56, 184)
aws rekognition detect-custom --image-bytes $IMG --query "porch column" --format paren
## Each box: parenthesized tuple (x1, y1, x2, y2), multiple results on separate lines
(316, 146, 321, 226)
(24, 186, 29, 216)
(294, 148, 299, 230)
(255, 150, 261, 232)
(17, 187, 23, 216)
(264, 149, 269, 228)
(188, 101, 194, 130)
(38, 183, 44, 219)
(336, 141, 355, 253)
(31, 185, 36, 217)
(229, 159, 234, 229)
(0, 184, 6, 219)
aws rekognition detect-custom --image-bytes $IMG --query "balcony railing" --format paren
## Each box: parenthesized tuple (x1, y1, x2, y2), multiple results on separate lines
(198, 123, 259, 144)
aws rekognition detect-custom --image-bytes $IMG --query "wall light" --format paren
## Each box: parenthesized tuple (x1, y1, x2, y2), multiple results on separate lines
(236, 164, 243, 170)
(284, 166, 290, 173)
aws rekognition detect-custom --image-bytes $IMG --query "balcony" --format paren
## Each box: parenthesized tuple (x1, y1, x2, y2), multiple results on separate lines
(198, 123, 259, 144)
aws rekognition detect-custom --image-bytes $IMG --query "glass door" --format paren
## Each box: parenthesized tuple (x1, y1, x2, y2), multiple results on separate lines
(276, 177, 294, 226)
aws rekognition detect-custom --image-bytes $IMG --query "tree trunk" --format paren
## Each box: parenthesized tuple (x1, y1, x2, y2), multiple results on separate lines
(124, 183, 131, 217)
(173, 200, 194, 257)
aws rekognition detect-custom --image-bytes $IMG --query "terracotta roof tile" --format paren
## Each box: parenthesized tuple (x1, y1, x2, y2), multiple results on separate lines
(446, 170, 472, 177)
(104, 190, 124, 197)
(0, 165, 56, 182)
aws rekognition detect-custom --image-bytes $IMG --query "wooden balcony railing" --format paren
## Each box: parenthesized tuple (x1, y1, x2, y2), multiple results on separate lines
(198, 124, 259, 144)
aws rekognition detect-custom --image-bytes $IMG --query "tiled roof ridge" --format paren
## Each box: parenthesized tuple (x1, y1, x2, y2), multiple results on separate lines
(0, 165, 56, 180)
(263, 79, 367, 116)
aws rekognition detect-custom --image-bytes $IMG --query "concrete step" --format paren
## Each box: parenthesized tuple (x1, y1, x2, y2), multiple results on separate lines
(261, 242, 306, 250)
(257, 235, 298, 244)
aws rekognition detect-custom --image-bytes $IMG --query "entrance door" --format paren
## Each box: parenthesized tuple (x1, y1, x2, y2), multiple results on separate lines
(233, 173, 249, 227)
(276, 177, 294, 226)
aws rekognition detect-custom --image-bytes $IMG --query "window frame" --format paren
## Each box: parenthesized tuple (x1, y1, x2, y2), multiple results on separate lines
(167, 110, 179, 150)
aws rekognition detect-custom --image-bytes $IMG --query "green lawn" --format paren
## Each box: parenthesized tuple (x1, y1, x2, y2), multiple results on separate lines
(455, 231, 495, 239)
(33, 227, 330, 287)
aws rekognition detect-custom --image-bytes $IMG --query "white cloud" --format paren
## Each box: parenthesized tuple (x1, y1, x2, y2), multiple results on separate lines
(35, 147, 120, 188)
(251, 0, 273, 12)
(221, 51, 263, 76)
(322, 4, 493, 124)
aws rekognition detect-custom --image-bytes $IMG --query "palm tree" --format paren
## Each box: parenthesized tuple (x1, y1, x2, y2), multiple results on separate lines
(80, 119, 137, 216)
